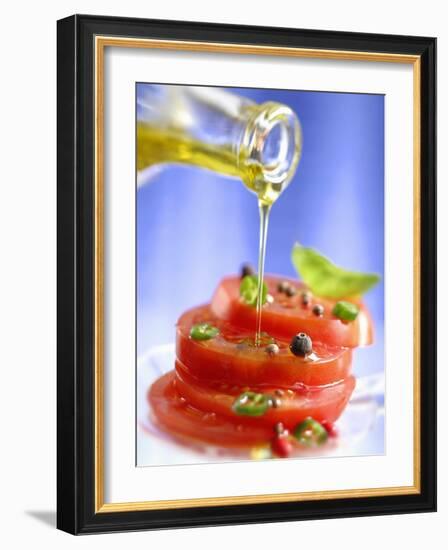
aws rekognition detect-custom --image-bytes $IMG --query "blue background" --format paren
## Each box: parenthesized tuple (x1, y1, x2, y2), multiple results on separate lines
(137, 85, 384, 387)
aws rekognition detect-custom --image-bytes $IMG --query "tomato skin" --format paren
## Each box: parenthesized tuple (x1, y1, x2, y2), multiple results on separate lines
(174, 361, 356, 430)
(211, 276, 373, 348)
(149, 370, 355, 448)
(147, 273, 369, 450)
(148, 371, 274, 447)
(177, 305, 353, 387)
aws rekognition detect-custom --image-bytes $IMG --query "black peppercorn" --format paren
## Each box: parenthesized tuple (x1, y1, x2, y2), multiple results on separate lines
(277, 280, 290, 293)
(270, 397, 282, 408)
(240, 263, 255, 278)
(290, 332, 313, 357)
(312, 304, 324, 317)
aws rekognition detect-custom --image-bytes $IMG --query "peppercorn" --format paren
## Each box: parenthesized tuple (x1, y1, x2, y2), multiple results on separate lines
(321, 420, 339, 438)
(274, 422, 286, 435)
(290, 332, 313, 357)
(270, 397, 282, 408)
(265, 343, 279, 356)
(277, 280, 290, 293)
(312, 304, 324, 317)
(301, 291, 312, 306)
(271, 434, 293, 458)
(285, 286, 297, 297)
(240, 263, 255, 278)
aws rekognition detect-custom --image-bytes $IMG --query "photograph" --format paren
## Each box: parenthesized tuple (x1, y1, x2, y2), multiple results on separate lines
(1, 0, 442, 545)
(56, 15, 435, 533)
(136, 83, 385, 466)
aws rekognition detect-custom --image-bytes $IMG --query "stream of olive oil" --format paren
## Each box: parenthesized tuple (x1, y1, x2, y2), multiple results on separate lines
(255, 202, 271, 346)
(137, 122, 284, 346)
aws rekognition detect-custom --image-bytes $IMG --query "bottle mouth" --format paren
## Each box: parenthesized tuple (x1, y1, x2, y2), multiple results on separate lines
(242, 102, 302, 189)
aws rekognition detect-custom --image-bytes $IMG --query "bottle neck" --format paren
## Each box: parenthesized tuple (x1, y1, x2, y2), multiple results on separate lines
(237, 101, 302, 205)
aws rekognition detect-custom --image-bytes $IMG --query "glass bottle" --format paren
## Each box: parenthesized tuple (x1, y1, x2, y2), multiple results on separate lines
(136, 84, 302, 206)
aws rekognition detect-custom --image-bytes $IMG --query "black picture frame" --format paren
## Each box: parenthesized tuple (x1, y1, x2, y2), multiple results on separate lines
(57, 14, 436, 535)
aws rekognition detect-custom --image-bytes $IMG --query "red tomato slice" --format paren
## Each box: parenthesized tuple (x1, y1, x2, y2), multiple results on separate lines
(148, 370, 355, 448)
(148, 371, 273, 447)
(176, 305, 353, 387)
(174, 362, 355, 430)
(211, 275, 373, 348)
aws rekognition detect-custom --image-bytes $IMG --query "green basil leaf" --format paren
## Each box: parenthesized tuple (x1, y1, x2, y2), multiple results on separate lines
(291, 243, 380, 299)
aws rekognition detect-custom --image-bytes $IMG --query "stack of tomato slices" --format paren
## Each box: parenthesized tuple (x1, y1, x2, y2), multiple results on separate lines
(148, 275, 373, 454)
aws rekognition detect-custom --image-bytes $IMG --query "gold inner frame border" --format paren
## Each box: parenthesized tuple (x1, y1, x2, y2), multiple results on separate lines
(94, 36, 421, 513)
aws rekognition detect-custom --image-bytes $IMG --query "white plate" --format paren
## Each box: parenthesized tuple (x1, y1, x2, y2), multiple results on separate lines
(137, 344, 384, 467)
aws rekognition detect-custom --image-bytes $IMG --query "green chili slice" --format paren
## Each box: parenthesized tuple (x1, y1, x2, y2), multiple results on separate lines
(189, 323, 220, 341)
(239, 275, 268, 307)
(232, 391, 271, 416)
(332, 300, 359, 322)
(293, 417, 328, 446)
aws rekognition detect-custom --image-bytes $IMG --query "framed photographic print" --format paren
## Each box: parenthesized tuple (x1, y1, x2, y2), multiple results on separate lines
(57, 14, 436, 534)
